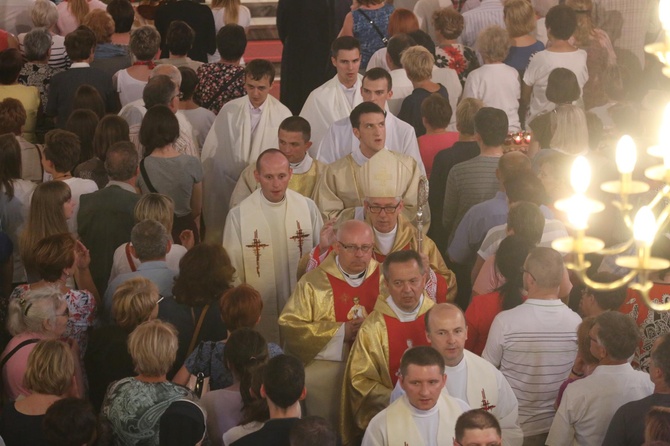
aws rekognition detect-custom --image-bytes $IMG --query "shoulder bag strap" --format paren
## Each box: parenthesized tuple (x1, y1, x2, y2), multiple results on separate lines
(187, 304, 210, 357)
(0, 339, 40, 370)
(125, 243, 137, 272)
(357, 9, 388, 46)
(139, 158, 158, 194)
(201, 69, 245, 111)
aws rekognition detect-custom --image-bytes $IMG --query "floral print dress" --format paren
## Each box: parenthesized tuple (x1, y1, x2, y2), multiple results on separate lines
(435, 44, 480, 86)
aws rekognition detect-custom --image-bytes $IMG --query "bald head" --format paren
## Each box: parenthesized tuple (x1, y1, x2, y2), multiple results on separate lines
(337, 219, 374, 243)
(151, 64, 182, 87)
(425, 303, 468, 366)
(498, 151, 531, 184)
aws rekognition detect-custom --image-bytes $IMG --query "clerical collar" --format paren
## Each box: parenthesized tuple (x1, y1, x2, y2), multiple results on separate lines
(289, 154, 313, 175)
(386, 295, 423, 322)
(352, 146, 389, 167)
(260, 191, 286, 207)
(335, 256, 367, 287)
(373, 224, 397, 255)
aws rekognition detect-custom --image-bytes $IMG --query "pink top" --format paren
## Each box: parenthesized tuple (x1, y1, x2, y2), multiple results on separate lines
(56, 0, 108, 36)
(417, 132, 460, 178)
(1, 332, 50, 400)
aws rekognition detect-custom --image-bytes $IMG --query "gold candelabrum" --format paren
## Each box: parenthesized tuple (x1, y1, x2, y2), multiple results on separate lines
(552, 2, 670, 311)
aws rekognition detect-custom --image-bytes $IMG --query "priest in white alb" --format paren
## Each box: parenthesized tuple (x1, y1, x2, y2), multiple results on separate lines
(222, 149, 323, 343)
(362, 346, 470, 446)
(313, 102, 428, 228)
(201, 59, 292, 242)
(230, 116, 325, 207)
(299, 36, 363, 153)
(315, 67, 424, 173)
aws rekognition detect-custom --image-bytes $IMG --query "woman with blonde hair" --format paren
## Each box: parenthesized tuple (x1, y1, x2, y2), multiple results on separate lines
(8, 233, 97, 365)
(208, 0, 251, 63)
(504, 0, 544, 76)
(565, 0, 616, 109)
(432, 7, 479, 85)
(85, 277, 160, 411)
(1, 286, 83, 401)
(102, 319, 194, 445)
(56, 0, 108, 36)
(0, 339, 77, 445)
(19, 181, 74, 282)
(109, 193, 191, 282)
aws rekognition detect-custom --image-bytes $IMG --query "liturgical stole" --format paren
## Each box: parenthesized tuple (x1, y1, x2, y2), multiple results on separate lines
(328, 268, 380, 322)
(386, 395, 463, 446)
(385, 314, 430, 386)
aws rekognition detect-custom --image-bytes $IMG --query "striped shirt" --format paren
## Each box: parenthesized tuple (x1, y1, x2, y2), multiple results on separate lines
(458, 0, 505, 48)
(483, 299, 581, 436)
(18, 33, 70, 70)
(442, 154, 501, 241)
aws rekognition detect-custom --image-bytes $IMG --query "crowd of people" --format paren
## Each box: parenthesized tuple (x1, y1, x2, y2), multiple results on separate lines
(0, 0, 669, 445)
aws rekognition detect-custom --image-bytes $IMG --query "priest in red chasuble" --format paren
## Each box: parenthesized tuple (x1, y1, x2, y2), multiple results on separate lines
(279, 219, 380, 429)
(340, 249, 434, 445)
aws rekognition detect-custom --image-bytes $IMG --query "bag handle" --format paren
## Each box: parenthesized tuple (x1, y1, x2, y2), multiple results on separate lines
(187, 304, 210, 357)
(124, 243, 137, 272)
(0, 338, 39, 370)
(139, 158, 158, 194)
(200, 69, 245, 112)
(357, 9, 388, 46)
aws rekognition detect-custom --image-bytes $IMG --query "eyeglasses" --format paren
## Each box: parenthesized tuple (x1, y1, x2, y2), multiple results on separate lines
(338, 241, 374, 254)
(520, 268, 536, 281)
(367, 202, 401, 214)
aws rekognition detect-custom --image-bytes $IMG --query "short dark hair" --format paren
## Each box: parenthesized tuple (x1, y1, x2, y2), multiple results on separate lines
(349, 101, 385, 129)
(386, 33, 415, 68)
(43, 398, 99, 446)
(585, 272, 627, 311)
(595, 311, 640, 361)
(421, 93, 452, 129)
(279, 116, 311, 142)
(399, 346, 444, 376)
(34, 233, 76, 282)
(474, 107, 508, 146)
(139, 105, 179, 155)
(143, 75, 177, 108)
(64, 26, 96, 61)
(545, 5, 577, 40)
(508, 201, 544, 244)
(289, 416, 337, 446)
(546, 68, 581, 104)
(263, 355, 305, 409)
(178, 66, 198, 101)
(107, 0, 135, 33)
(44, 129, 81, 173)
(504, 173, 546, 206)
(651, 334, 670, 387)
(0, 48, 24, 85)
(105, 141, 138, 181)
(166, 21, 194, 56)
(216, 24, 247, 61)
(331, 36, 360, 58)
(382, 249, 425, 279)
(454, 409, 502, 443)
(408, 29, 436, 58)
(93, 114, 130, 161)
(363, 67, 393, 92)
(73, 84, 105, 120)
(245, 58, 275, 84)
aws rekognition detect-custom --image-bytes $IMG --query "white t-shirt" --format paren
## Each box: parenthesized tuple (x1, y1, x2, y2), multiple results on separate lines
(523, 49, 588, 121)
(63, 177, 98, 234)
(463, 63, 521, 131)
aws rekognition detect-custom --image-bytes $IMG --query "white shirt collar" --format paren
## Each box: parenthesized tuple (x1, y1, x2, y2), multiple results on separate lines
(374, 224, 397, 255)
(351, 146, 389, 166)
(70, 62, 90, 68)
(386, 294, 424, 322)
(106, 180, 137, 194)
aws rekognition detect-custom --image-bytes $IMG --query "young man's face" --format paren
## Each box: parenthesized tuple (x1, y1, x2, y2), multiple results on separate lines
(277, 129, 311, 164)
(353, 112, 386, 155)
(245, 74, 272, 108)
(399, 363, 446, 411)
(332, 48, 361, 87)
(361, 77, 392, 110)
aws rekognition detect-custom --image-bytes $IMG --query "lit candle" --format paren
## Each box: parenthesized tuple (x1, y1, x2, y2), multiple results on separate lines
(661, 0, 670, 31)
(662, 104, 670, 172)
(616, 135, 636, 194)
(633, 206, 657, 269)
(571, 156, 591, 194)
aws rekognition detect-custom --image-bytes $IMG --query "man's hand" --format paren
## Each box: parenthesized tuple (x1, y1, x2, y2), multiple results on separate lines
(319, 218, 337, 251)
(179, 230, 195, 250)
(74, 240, 91, 270)
(344, 318, 364, 342)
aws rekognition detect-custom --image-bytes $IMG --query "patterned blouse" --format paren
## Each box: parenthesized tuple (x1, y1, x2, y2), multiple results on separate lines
(17, 62, 64, 113)
(352, 4, 394, 70)
(194, 62, 246, 114)
(7, 285, 96, 359)
(101, 378, 194, 446)
(435, 44, 480, 86)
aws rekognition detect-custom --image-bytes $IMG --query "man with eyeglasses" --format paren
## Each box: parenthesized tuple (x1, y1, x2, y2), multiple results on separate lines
(362, 346, 470, 446)
(314, 102, 426, 229)
(223, 149, 323, 345)
(279, 219, 380, 430)
(454, 409, 504, 446)
(482, 247, 581, 446)
(341, 250, 434, 445)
